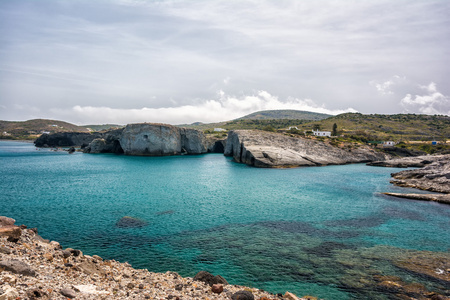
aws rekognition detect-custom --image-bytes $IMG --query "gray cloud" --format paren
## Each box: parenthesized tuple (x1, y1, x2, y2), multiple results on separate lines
(1, 0, 449, 124)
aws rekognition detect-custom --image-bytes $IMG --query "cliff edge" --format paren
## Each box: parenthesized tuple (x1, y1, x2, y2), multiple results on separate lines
(224, 130, 389, 168)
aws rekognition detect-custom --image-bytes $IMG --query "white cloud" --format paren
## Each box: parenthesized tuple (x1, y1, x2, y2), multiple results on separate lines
(370, 75, 406, 95)
(401, 82, 450, 115)
(49, 91, 356, 125)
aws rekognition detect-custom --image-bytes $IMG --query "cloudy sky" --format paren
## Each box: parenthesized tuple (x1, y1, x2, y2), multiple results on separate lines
(1, 0, 449, 125)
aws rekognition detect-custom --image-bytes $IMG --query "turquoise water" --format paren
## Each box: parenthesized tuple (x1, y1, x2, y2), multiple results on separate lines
(1, 141, 449, 299)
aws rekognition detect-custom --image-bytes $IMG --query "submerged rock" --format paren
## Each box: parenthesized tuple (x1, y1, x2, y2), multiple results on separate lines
(115, 216, 148, 228)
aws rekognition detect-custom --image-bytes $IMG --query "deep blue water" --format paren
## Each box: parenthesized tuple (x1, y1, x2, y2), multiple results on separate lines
(1, 141, 449, 299)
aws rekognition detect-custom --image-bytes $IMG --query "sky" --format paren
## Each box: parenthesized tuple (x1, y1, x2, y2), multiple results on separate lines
(1, 0, 449, 125)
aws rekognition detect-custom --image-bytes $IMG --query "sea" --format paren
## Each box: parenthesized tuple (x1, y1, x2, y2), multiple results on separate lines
(1, 140, 449, 299)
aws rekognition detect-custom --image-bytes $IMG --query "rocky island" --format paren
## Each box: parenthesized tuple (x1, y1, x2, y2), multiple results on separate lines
(224, 130, 388, 168)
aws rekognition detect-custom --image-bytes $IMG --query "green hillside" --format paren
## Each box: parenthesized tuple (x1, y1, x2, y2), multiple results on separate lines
(82, 124, 123, 131)
(295, 113, 450, 142)
(236, 110, 331, 120)
(0, 119, 89, 140)
(181, 109, 332, 132)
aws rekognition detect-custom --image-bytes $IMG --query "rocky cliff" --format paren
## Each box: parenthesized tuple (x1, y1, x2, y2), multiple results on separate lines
(83, 123, 208, 156)
(34, 132, 102, 148)
(224, 130, 389, 168)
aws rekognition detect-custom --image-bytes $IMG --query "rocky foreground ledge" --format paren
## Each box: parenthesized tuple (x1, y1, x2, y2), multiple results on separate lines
(0, 217, 315, 300)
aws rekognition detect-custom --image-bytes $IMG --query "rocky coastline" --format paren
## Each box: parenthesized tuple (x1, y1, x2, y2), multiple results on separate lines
(369, 154, 450, 204)
(0, 217, 314, 300)
(224, 130, 389, 168)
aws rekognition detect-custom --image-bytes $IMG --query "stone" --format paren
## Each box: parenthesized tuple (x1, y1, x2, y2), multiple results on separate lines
(224, 130, 388, 168)
(50, 241, 61, 250)
(26, 288, 48, 299)
(175, 284, 183, 291)
(0, 259, 36, 276)
(77, 260, 106, 276)
(43, 252, 53, 261)
(231, 290, 255, 300)
(284, 292, 301, 300)
(60, 287, 77, 298)
(0, 216, 15, 227)
(211, 284, 224, 294)
(62, 250, 72, 258)
(0, 246, 12, 254)
(0, 226, 21, 240)
(116, 216, 148, 228)
(193, 271, 228, 286)
(0, 286, 19, 300)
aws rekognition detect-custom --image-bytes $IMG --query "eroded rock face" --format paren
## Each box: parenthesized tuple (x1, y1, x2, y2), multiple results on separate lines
(83, 129, 124, 154)
(34, 132, 102, 147)
(118, 123, 207, 156)
(224, 130, 388, 168)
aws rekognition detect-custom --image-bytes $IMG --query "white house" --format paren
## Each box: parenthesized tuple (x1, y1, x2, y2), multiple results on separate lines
(312, 130, 331, 137)
(383, 141, 396, 147)
(288, 126, 299, 130)
(214, 128, 226, 132)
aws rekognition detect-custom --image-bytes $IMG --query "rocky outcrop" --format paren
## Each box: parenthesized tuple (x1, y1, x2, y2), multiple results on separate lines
(389, 155, 450, 193)
(382, 193, 450, 205)
(224, 130, 389, 168)
(83, 129, 124, 154)
(367, 155, 438, 168)
(117, 123, 207, 156)
(34, 132, 102, 147)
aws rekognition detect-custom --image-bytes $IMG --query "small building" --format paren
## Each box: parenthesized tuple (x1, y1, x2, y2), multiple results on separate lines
(312, 130, 331, 137)
(288, 126, 299, 130)
(383, 141, 396, 147)
(214, 128, 226, 132)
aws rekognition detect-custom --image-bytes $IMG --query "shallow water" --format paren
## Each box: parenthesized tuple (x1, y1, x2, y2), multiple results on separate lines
(1, 141, 449, 299)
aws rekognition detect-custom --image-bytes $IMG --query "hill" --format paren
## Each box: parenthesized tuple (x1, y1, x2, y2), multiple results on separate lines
(82, 124, 123, 131)
(236, 110, 331, 120)
(295, 113, 450, 142)
(181, 109, 332, 132)
(0, 119, 89, 140)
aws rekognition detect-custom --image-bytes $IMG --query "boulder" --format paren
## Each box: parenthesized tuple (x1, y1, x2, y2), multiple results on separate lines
(0, 217, 15, 227)
(0, 226, 21, 241)
(211, 284, 224, 294)
(231, 290, 254, 300)
(193, 271, 228, 286)
(0, 259, 36, 276)
(60, 288, 77, 298)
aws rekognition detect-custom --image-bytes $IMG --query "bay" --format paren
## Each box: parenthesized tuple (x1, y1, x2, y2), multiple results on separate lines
(1, 140, 449, 299)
